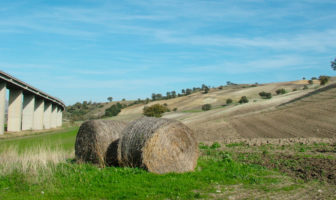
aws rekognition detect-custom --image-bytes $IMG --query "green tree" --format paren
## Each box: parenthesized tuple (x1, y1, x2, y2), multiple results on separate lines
(105, 103, 122, 117)
(171, 91, 176, 98)
(143, 104, 169, 118)
(186, 89, 192, 95)
(259, 91, 272, 99)
(201, 104, 211, 111)
(203, 86, 209, 94)
(107, 97, 113, 102)
(331, 57, 336, 70)
(226, 98, 233, 104)
(319, 75, 330, 85)
(275, 88, 286, 95)
(239, 96, 249, 104)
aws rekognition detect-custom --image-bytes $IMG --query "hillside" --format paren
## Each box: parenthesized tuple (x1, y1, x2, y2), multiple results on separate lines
(119, 79, 321, 115)
(112, 77, 336, 142)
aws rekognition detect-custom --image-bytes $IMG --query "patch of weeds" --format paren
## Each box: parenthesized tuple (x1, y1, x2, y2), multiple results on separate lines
(210, 142, 221, 149)
(226, 142, 247, 148)
(199, 143, 209, 150)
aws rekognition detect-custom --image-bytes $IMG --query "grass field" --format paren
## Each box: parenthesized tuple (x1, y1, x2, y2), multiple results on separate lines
(1, 128, 335, 199)
(0, 128, 298, 199)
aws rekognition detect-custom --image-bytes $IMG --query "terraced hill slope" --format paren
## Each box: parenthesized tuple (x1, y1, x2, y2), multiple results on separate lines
(173, 82, 336, 142)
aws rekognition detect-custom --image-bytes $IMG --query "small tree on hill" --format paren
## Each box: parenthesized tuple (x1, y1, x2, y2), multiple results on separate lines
(226, 98, 233, 105)
(201, 104, 211, 111)
(239, 96, 249, 104)
(276, 88, 286, 95)
(319, 75, 330, 85)
(107, 97, 113, 102)
(143, 104, 169, 118)
(259, 91, 272, 99)
(331, 57, 336, 70)
(203, 86, 209, 94)
(105, 103, 122, 117)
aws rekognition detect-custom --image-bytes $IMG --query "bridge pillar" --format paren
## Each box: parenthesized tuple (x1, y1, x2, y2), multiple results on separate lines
(22, 94, 35, 131)
(51, 104, 57, 128)
(33, 98, 44, 130)
(59, 107, 63, 127)
(58, 107, 63, 127)
(8, 89, 23, 132)
(0, 83, 6, 135)
(43, 102, 52, 129)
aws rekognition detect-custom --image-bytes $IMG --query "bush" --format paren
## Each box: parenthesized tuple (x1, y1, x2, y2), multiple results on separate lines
(226, 98, 233, 105)
(173, 108, 178, 111)
(308, 80, 313, 85)
(275, 88, 286, 95)
(105, 103, 122, 117)
(292, 88, 297, 91)
(201, 104, 211, 111)
(303, 85, 308, 90)
(238, 96, 249, 104)
(319, 75, 330, 85)
(258, 91, 272, 99)
(143, 104, 169, 118)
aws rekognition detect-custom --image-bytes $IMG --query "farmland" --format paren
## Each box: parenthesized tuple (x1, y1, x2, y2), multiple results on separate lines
(1, 78, 336, 199)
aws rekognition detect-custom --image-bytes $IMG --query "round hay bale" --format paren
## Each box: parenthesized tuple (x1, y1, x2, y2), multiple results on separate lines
(75, 120, 127, 166)
(118, 117, 198, 174)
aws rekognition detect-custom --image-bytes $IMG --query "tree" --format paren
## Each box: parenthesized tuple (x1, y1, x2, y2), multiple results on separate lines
(107, 97, 113, 102)
(259, 91, 272, 99)
(201, 104, 211, 111)
(331, 57, 336, 70)
(166, 92, 171, 99)
(319, 75, 330, 85)
(152, 93, 156, 101)
(276, 88, 286, 95)
(171, 91, 176, 98)
(203, 86, 209, 94)
(308, 80, 313, 85)
(186, 89, 192, 95)
(143, 104, 169, 118)
(181, 89, 185, 94)
(105, 103, 122, 117)
(239, 96, 249, 104)
(226, 98, 233, 104)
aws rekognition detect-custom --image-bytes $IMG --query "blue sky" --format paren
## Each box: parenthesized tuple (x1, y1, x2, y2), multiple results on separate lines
(0, 0, 335, 105)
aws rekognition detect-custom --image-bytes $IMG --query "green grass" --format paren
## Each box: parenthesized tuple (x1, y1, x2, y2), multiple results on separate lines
(0, 156, 281, 200)
(0, 128, 288, 200)
(0, 127, 78, 153)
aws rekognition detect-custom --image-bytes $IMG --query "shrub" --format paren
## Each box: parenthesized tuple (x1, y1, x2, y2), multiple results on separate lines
(292, 88, 297, 91)
(258, 91, 272, 99)
(201, 104, 211, 111)
(238, 96, 249, 104)
(210, 142, 221, 149)
(143, 104, 169, 118)
(105, 103, 122, 117)
(275, 88, 286, 95)
(303, 85, 308, 90)
(173, 108, 178, 111)
(226, 98, 233, 104)
(308, 80, 313, 85)
(319, 75, 330, 85)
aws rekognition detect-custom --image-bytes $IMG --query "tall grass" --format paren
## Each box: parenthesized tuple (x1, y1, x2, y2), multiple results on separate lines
(0, 145, 73, 177)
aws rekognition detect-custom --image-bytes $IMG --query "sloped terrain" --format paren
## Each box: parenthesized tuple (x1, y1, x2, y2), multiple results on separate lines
(229, 83, 336, 138)
(120, 79, 316, 116)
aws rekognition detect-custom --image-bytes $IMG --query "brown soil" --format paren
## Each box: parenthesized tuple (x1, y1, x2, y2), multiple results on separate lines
(258, 154, 336, 185)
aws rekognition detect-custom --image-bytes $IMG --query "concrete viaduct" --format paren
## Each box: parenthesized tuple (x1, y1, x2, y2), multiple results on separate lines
(0, 70, 65, 135)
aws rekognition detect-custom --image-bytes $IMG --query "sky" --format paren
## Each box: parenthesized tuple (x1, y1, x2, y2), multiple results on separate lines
(0, 0, 335, 105)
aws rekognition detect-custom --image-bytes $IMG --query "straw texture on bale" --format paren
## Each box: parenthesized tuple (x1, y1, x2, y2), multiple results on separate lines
(118, 117, 198, 174)
(75, 120, 127, 166)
